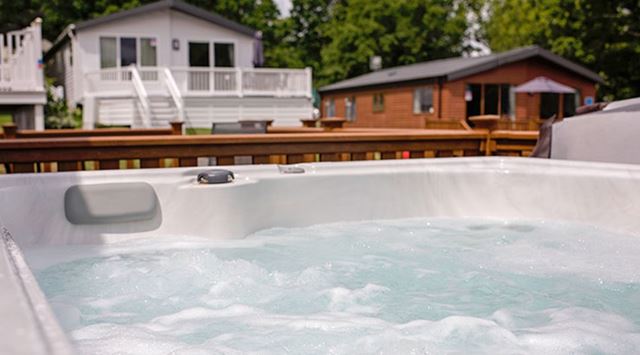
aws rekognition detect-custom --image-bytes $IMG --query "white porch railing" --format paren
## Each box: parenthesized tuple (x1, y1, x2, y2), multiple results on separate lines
(161, 67, 185, 122)
(0, 18, 44, 92)
(84, 66, 312, 98)
(130, 66, 152, 127)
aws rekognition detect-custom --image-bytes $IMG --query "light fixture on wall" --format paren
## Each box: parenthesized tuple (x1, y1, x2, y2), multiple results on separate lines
(172, 39, 180, 51)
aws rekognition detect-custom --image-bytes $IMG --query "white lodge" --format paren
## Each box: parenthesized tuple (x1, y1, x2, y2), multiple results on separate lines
(0, 19, 46, 130)
(46, 0, 313, 129)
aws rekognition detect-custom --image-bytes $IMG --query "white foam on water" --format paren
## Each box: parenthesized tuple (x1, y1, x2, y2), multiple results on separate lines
(28, 218, 640, 354)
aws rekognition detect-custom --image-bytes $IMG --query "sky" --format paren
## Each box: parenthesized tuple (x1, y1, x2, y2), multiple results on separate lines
(274, 0, 292, 17)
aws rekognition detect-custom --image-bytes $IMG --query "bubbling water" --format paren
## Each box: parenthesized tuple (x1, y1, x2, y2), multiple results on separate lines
(30, 218, 640, 354)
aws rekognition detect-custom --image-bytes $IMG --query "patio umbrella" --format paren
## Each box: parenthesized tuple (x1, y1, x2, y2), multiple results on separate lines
(253, 31, 264, 67)
(515, 76, 575, 94)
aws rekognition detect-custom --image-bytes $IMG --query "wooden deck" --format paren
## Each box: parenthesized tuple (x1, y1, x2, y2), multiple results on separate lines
(0, 124, 538, 173)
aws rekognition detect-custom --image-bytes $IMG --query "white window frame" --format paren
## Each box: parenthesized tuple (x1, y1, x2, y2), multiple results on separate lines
(98, 35, 159, 69)
(139, 37, 158, 67)
(213, 42, 236, 68)
(185, 39, 238, 68)
(325, 98, 335, 117)
(413, 86, 434, 114)
(372, 93, 384, 113)
(345, 96, 356, 121)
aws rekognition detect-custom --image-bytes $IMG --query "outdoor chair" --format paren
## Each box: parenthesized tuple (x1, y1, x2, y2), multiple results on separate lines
(207, 121, 268, 166)
(211, 121, 268, 135)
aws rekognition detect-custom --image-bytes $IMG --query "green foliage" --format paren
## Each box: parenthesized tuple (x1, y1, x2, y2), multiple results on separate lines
(266, 0, 331, 72)
(45, 79, 81, 129)
(0, 0, 40, 33)
(7, 0, 637, 101)
(4, 0, 281, 64)
(317, 0, 471, 86)
(484, 0, 640, 100)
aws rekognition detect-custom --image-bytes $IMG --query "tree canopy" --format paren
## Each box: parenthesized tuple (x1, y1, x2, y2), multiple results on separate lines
(484, 0, 640, 100)
(1, 0, 637, 99)
(317, 0, 471, 86)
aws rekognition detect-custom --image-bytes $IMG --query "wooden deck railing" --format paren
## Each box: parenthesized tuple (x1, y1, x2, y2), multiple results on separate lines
(489, 130, 539, 156)
(0, 122, 183, 139)
(0, 128, 538, 174)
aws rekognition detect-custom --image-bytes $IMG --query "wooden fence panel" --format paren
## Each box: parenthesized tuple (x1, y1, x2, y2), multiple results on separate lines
(0, 130, 538, 173)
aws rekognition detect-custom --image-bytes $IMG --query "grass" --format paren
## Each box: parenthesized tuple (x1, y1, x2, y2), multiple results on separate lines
(0, 113, 12, 132)
(186, 127, 211, 135)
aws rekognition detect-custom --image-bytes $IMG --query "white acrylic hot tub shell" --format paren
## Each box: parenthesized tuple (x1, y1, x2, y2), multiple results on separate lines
(551, 111, 640, 165)
(1, 157, 640, 354)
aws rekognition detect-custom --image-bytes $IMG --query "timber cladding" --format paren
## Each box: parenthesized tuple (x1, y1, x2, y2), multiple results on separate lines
(320, 57, 598, 129)
(0, 129, 539, 174)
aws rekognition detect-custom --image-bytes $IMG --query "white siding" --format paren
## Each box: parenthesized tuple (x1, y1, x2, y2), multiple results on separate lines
(96, 97, 312, 128)
(56, 6, 313, 127)
(168, 11, 254, 68)
(96, 98, 142, 126)
(184, 97, 312, 128)
(75, 8, 254, 76)
(62, 43, 75, 107)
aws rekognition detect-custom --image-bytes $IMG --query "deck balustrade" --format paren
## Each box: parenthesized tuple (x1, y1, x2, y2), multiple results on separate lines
(0, 19, 43, 92)
(0, 124, 538, 173)
(84, 66, 312, 98)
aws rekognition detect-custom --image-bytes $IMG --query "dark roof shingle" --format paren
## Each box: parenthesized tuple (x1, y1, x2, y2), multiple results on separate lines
(319, 46, 603, 93)
(75, 0, 255, 37)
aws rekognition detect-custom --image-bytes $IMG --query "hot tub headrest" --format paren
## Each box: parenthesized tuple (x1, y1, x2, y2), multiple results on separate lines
(64, 182, 159, 225)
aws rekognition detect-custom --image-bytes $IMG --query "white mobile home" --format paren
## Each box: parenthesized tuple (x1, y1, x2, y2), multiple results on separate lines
(0, 19, 46, 130)
(46, 0, 313, 129)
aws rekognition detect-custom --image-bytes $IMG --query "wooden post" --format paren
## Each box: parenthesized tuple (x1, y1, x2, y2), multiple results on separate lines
(480, 84, 485, 115)
(319, 117, 346, 130)
(2, 124, 17, 139)
(468, 115, 499, 131)
(301, 119, 319, 128)
(558, 93, 564, 119)
(170, 121, 183, 135)
(437, 79, 443, 119)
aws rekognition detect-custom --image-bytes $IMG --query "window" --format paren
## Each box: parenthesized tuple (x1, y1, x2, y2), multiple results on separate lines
(120, 37, 137, 67)
(99, 37, 117, 68)
(413, 87, 433, 114)
(140, 38, 157, 67)
(345, 96, 356, 121)
(540, 93, 559, 119)
(563, 93, 576, 117)
(189, 42, 210, 67)
(484, 84, 499, 115)
(214, 43, 235, 67)
(501, 84, 514, 118)
(100, 37, 157, 69)
(465, 83, 513, 118)
(465, 84, 482, 117)
(373, 93, 384, 112)
(325, 98, 335, 117)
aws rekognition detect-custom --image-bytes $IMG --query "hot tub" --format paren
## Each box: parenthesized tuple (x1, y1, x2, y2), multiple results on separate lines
(1, 157, 640, 354)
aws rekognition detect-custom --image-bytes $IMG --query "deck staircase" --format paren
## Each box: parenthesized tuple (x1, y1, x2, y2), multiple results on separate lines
(96, 95, 178, 128)
(148, 96, 178, 127)
(83, 66, 313, 129)
(88, 66, 184, 128)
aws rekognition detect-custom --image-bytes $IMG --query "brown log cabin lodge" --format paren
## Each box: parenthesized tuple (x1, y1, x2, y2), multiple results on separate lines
(318, 46, 603, 130)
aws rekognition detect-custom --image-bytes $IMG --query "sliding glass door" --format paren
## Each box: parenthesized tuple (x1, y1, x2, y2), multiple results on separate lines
(188, 42, 210, 90)
(98, 36, 157, 80)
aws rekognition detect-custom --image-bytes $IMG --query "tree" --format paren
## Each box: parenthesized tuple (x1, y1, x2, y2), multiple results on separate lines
(192, 0, 282, 67)
(318, 0, 471, 86)
(263, 0, 332, 74)
(0, 0, 41, 33)
(484, 0, 640, 100)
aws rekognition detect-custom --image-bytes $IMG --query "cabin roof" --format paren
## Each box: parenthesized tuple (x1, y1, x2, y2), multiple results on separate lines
(45, 0, 256, 60)
(318, 46, 604, 93)
(74, 0, 256, 36)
